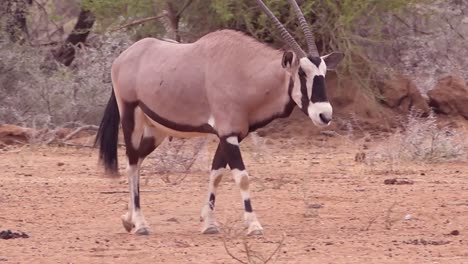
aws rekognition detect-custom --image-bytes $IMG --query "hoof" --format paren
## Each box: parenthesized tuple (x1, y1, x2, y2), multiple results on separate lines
(121, 218, 134, 233)
(247, 228, 263, 236)
(247, 222, 263, 236)
(201, 225, 219, 234)
(135, 227, 150, 236)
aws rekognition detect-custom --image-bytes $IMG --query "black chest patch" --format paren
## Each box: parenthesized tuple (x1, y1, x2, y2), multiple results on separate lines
(311, 75, 327, 103)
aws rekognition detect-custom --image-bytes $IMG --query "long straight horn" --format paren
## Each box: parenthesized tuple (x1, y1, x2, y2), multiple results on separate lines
(288, 0, 319, 56)
(255, 0, 306, 58)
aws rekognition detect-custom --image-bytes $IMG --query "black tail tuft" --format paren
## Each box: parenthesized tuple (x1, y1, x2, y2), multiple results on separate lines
(95, 88, 120, 176)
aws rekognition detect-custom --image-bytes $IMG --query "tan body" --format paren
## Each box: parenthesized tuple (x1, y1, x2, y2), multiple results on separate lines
(96, 0, 343, 236)
(111, 30, 291, 138)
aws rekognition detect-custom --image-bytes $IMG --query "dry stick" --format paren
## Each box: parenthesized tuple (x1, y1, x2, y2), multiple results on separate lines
(263, 233, 287, 264)
(384, 202, 398, 230)
(45, 125, 98, 145)
(32, 0, 63, 42)
(243, 240, 252, 264)
(99, 190, 160, 194)
(364, 214, 379, 231)
(222, 237, 248, 264)
(61, 142, 94, 148)
(110, 14, 167, 32)
(62, 125, 98, 141)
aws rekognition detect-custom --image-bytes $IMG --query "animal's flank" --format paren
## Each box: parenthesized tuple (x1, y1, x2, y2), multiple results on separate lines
(95, 88, 120, 176)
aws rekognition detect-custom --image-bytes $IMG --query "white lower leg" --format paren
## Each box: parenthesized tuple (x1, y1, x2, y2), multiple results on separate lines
(232, 169, 263, 235)
(201, 169, 223, 233)
(122, 161, 149, 234)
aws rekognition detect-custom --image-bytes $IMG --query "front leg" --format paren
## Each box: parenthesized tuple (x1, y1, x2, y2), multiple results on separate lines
(200, 143, 227, 234)
(221, 135, 263, 235)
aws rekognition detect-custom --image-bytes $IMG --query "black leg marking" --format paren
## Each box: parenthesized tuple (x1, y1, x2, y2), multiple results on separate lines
(244, 199, 253, 213)
(211, 143, 228, 170)
(134, 182, 141, 209)
(121, 101, 139, 165)
(219, 135, 245, 171)
(138, 136, 156, 159)
(209, 193, 216, 210)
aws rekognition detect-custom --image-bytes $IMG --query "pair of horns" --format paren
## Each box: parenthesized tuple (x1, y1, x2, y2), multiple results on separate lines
(255, 0, 319, 58)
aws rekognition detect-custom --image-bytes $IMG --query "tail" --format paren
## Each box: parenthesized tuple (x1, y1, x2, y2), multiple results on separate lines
(95, 88, 120, 176)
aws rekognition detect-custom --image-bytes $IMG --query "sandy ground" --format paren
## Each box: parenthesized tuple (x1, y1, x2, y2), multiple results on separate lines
(0, 130, 467, 264)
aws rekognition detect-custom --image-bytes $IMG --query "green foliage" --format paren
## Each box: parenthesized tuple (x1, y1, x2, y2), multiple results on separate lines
(83, 0, 424, 93)
(83, 0, 154, 30)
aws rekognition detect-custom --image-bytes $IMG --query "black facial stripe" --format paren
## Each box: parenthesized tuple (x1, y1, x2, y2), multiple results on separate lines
(287, 76, 294, 97)
(298, 68, 309, 113)
(308, 56, 321, 68)
(311, 75, 327, 103)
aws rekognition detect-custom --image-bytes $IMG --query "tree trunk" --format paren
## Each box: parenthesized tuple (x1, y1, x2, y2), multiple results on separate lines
(163, 2, 181, 42)
(3, 0, 31, 43)
(52, 8, 95, 66)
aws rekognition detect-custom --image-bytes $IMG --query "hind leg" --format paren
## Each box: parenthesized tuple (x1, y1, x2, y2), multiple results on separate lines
(121, 104, 166, 235)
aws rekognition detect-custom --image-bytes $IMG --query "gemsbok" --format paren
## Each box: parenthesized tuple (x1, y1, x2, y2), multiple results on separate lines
(96, 0, 343, 236)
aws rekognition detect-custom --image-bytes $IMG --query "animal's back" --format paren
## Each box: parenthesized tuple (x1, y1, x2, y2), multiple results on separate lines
(193, 30, 281, 69)
(111, 37, 210, 126)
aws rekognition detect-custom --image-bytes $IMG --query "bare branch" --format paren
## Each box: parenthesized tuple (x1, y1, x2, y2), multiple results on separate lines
(176, 0, 194, 17)
(110, 14, 167, 32)
(222, 237, 248, 264)
(264, 233, 287, 264)
(62, 125, 98, 141)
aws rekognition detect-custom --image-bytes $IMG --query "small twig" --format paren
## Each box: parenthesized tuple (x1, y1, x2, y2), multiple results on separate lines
(263, 233, 286, 264)
(61, 142, 94, 148)
(243, 240, 252, 264)
(222, 237, 248, 264)
(110, 14, 167, 32)
(99, 190, 161, 194)
(100, 191, 128, 194)
(445, 17, 466, 40)
(385, 202, 398, 230)
(392, 14, 432, 35)
(364, 214, 379, 231)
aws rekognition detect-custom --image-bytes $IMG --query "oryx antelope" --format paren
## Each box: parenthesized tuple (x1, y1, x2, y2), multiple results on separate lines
(95, 0, 343, 236)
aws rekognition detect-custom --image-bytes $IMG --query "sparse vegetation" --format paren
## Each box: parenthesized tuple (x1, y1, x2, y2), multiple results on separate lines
(364, 110, 465, 166)
(220, 219, 286, 264)
(0, 31, 131, 128)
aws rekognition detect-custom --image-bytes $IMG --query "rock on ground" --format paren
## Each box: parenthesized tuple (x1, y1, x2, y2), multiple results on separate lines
(428, 76, 468, 119)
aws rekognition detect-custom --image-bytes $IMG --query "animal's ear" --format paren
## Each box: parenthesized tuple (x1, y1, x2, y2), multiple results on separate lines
(322, 52, 344, 71)
(282, 51, 294, 68)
